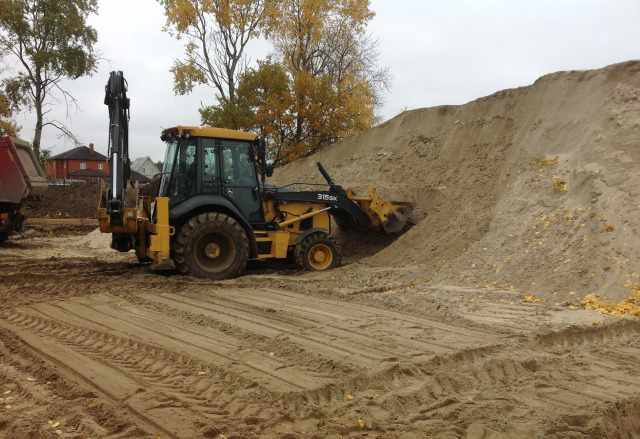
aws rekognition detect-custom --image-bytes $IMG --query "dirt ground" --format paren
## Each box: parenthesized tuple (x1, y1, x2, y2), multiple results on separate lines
(1, 229, 640, 439)
(24, 183, 100, 219)
(2, 61, 640, 438)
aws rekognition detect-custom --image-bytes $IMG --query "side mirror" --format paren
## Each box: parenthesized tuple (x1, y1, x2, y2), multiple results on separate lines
(265, 163, 274, 178)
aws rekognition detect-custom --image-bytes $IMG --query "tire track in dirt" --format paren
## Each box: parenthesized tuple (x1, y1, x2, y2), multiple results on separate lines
(143, 288, 499, 367)
(459, 302, 550, 333)
(0, 312, 242, 437)
(3, 272, 640, 437)
(0, 332, 150, 438)
(346, 320, 640, 438)
(48, 296, 331, 392)
(0, 362, 146, 439)
(222, 287, 496, 346)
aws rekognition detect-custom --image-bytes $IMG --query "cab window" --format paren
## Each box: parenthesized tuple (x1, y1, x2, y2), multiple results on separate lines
(202, 138, 219, 193)
(169, 140, 197, 203)
(221, 141, 257, 187)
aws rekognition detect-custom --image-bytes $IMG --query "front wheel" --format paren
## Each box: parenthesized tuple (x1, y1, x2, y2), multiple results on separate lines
(295, 232, 341, 272)
(173, 212, 249, 280)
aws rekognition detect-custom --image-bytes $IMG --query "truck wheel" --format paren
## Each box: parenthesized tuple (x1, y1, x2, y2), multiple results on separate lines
(173, 212, 249, 280)
(295, 232, 341, 272)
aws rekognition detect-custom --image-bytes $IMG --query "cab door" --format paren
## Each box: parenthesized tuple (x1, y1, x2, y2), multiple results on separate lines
(220, 140, 264, 224)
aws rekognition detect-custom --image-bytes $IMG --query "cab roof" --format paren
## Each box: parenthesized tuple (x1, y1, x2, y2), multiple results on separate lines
(161, 126, 257, 142)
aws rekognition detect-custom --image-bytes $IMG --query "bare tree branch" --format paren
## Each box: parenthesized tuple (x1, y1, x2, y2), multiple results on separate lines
(42, 119, 81, 146)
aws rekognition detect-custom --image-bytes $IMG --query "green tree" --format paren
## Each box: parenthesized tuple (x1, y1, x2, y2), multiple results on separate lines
(0, 50, 18, 136)
(0, 88, 18, 136)
(0, 0, 98, 155)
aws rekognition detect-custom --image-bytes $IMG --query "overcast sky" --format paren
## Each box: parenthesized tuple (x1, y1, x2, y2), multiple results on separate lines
(6, 0, 640, 160)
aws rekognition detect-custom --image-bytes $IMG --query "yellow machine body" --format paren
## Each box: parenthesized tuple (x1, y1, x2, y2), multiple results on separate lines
(256, 199, 331, 260)
(100, 70, 411, 277)
(99, 186, 405, 267)
(98, 193, 174, 266)
(98, 127, 412, 274)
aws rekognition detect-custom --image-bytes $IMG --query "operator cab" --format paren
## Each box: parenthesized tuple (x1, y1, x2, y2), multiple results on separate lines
(158, 126, 269, 225)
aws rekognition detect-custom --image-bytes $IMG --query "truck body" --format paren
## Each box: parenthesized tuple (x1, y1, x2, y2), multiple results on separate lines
(0, 136, 47, 240)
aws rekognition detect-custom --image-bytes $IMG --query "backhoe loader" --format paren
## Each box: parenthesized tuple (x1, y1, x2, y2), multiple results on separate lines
(98, 71, 412, 279)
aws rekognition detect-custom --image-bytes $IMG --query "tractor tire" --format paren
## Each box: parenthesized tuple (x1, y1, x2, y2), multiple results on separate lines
(295, 232, 341, 272)
(173, 212, 249, 280)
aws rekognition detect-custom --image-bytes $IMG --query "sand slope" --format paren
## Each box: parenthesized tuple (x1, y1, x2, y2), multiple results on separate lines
(274, 61, 640, 299)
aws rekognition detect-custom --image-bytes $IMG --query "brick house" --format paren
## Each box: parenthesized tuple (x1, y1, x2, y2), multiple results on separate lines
(46, 143, 109, 180)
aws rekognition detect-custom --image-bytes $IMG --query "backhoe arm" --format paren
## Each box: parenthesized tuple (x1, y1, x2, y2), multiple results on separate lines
(104, 71, 130, 226)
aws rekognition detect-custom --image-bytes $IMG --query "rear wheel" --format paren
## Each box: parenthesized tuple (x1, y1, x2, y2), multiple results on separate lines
(295, 232, 341, 272)
(173, 212, 249, 280)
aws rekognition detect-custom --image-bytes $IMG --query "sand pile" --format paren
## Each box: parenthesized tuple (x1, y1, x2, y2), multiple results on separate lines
(274, 61, 640, 299)
(72, 228, 112, 249)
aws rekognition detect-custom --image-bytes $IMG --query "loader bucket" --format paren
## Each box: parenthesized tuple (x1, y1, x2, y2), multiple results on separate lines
(350, 187, 413, 234)
(381, 203, 413, 234)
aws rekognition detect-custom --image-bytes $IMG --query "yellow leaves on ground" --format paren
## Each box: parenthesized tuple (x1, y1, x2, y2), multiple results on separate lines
(523, 294, 544, 304)
(552, 176, 568, 193)
(534, 156, 559, 168)
(582, 286, 640, 317)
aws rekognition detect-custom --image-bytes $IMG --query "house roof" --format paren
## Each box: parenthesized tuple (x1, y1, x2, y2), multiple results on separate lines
(132, 157, 152, 167)
(50, 145, 107, 161)
(131, 156, 160, 177)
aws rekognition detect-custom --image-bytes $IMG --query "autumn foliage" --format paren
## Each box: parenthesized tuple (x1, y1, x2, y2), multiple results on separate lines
(162, 0, 388, 162)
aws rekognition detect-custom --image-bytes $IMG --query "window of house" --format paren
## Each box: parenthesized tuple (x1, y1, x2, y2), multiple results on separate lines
(80, 161, 87, 170)
(98, 162, 103, 170)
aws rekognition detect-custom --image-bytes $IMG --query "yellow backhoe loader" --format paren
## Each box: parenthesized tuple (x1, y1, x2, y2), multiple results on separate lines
(98, 71, 412, 279)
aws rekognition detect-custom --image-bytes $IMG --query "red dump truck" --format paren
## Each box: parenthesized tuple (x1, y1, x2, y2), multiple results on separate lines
(0, 136, 48, 242)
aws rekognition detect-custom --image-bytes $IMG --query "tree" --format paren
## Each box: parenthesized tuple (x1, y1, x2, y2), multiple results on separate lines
(234, 59, 295, 159)
(0, 0, 98, 155)
(0, 88, 18, 136)
(166, 0, 389, 162)
(214, 0, 387, 162)
(263, 0, 387, 159)
(0, 50, 18, 136)
(37, 147, 49, 167)
(159, 0, 267, 128)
